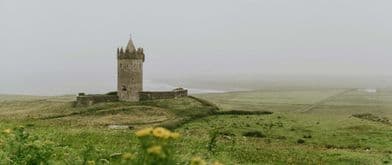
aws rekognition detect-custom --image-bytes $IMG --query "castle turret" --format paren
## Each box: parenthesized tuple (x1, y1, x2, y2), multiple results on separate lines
(117, 36, 145, 101)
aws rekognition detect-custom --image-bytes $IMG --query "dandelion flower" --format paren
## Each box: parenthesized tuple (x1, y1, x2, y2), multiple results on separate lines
(152, 127, 171, 139)
(147, 145, 163, 155)
(135, 127, 153, 137)
(190, 157, 206, 165)
(2, 128, 11, 134)
(170, 132, 181, 139)
(87, 160, 95, 165)
(122, 152, 134, 160)
(211, 161, 224, 165)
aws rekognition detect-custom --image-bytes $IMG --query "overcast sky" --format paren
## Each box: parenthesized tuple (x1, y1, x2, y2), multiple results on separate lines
(1, 0, 391, 95)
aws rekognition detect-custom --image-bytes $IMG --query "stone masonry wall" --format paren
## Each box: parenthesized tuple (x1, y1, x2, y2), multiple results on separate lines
(139, 89, 188, 101)
(117, 58, 143, 102)
(76, 94, 119, 107)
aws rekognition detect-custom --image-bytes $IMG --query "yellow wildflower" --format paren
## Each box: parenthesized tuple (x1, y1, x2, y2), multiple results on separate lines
(211, 161, 224, 165)
(122, 152, 134, 160)
(135, 127, 153, 137)
(147, 145, 163, 155)
(170, 132, 181, 139)
(190, 157, 206, 165)
(87, 160, 95, 165)
(3, 128, 11, 134)
(152, 127, 171, 139)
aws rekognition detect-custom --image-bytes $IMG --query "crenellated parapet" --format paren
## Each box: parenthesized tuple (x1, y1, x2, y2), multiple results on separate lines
(117, 47, 145, 61)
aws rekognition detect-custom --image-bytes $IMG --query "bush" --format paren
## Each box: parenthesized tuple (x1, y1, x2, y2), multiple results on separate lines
(297, 139, 305, 144)
(0, 127, 55, 164)
(242, 131, 266, 138)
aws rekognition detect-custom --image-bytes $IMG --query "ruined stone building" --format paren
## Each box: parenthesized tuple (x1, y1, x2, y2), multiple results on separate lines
(76, 36, 187, 106)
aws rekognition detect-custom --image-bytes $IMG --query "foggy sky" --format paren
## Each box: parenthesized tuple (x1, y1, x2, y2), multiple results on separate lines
(1, 0, 392, 95)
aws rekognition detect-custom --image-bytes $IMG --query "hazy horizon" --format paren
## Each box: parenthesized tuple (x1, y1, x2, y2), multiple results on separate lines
(1, 0, 392, 95)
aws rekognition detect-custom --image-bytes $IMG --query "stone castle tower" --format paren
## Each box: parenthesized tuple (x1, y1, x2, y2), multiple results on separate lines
(117, 37, 145, 101)
(75, 36, 188, 106)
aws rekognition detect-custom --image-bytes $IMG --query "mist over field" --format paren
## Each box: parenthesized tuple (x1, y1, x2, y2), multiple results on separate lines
(1, 1, 392, 164)
(1, 0, 392, 95)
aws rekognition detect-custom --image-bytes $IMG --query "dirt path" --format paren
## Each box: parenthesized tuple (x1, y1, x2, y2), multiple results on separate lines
(299, 89, 356, 113)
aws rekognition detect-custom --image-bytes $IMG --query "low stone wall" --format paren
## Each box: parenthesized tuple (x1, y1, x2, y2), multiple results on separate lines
(139, 89, 188, 101)
(75, 94, 119, 107)
(75, 88, 187, 106)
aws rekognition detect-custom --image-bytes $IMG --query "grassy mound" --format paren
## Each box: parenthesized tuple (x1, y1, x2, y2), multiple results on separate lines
(0, 95, 217, 129)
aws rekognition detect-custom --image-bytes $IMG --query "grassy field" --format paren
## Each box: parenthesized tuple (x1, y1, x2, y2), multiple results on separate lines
(0, 88, 391, 164)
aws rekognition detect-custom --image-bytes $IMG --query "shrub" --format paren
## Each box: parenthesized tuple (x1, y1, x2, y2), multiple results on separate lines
(0, 127, 55, 164)
(242, 131, 266, 138)
(297, 139, 305, 144)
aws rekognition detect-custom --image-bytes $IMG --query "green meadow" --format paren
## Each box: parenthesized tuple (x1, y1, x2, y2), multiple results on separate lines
(0, 88, 391, 164)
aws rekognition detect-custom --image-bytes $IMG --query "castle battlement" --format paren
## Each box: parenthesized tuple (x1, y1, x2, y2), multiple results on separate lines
(117, 47, 145, 61)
